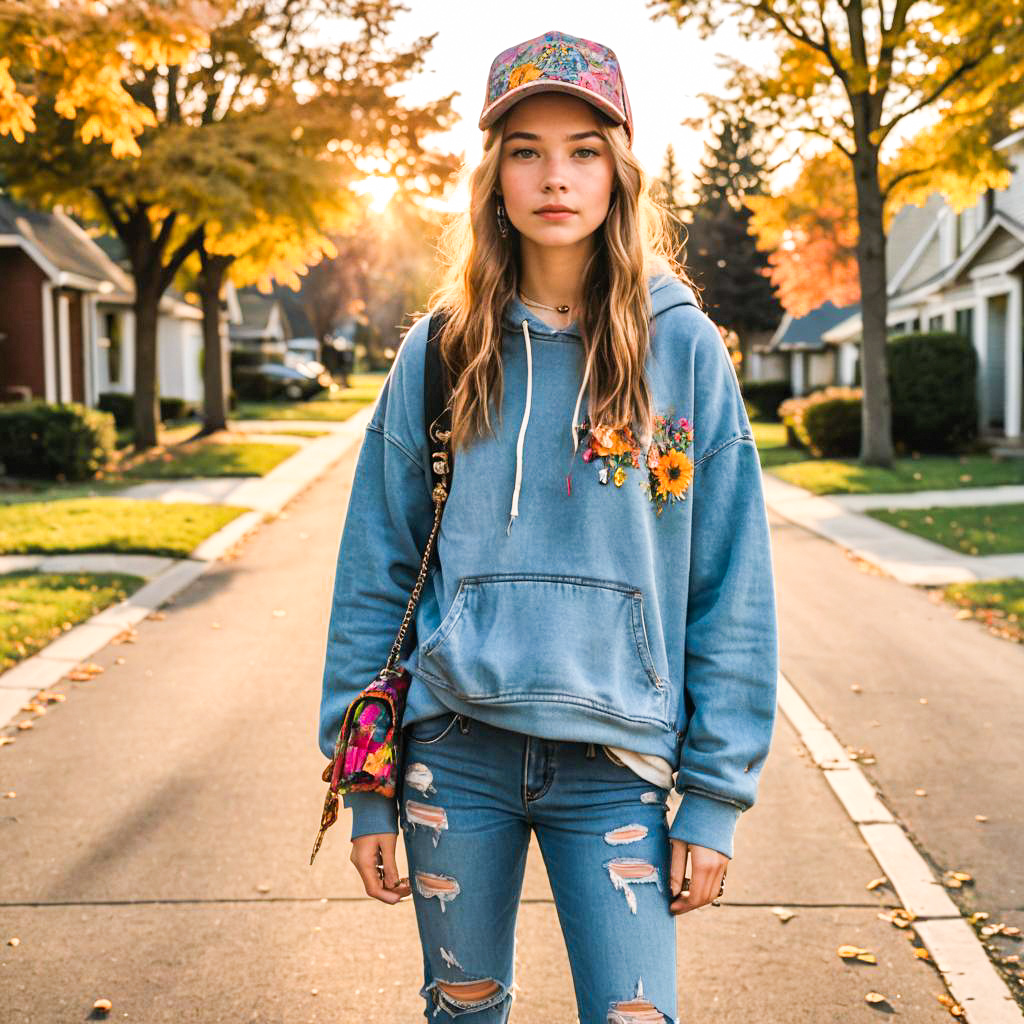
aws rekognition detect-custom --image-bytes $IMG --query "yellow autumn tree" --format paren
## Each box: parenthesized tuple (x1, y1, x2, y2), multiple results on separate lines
(651, 0, 1024, 465)
(0, 1, 217, 156)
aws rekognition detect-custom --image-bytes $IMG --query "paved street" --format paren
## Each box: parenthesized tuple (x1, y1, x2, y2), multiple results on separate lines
(1, 442, 1017, 1022)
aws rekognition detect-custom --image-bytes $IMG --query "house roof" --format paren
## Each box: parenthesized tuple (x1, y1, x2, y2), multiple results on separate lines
(0, 196, 129, 292)
(765, 301, 861, 352)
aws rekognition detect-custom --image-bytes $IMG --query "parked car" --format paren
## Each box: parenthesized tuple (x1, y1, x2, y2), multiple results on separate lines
(233, 362, 326, 401)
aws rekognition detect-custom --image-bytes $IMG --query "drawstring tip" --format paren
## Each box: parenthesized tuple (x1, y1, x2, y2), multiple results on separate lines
(506, 514, 515, 536)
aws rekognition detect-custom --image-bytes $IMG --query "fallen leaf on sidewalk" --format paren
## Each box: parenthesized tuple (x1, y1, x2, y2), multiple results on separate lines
(864, 991, 890, 1008)
(969, 912, 990, 925)
(919, 697, 928, 704)
(146, 611, 166, 621)
(850, 683, 862, 693)
(0, 737, 15, 747)
(67, 662, 103, 681)
(272, 609, 287, 618)
(975, 815, 988, 823)
(111, 628, 137, 645)
(7, 937, 19, 946)
(16, 721, 33, 731)
(954, 609, 973, 619)
(866, 877, 888, 891)
(913, 947, 930, 960)
(92, 998, 112, 1016)
(942, 870, 973, 889)
(936, 993, 965, 1017)
(771, 906, 795, 923)
(878, 908, 915, 928)
(838, 945, 878, 964)
(256, 883, 271, 894)
(914, 788, 927, 797)
(4, 792, 15, 798)
(36, 692, 65, 704)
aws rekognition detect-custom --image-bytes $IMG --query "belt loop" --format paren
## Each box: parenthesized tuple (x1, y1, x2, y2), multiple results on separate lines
(585, 742, 596, 759)
(457, 714, 471, 734)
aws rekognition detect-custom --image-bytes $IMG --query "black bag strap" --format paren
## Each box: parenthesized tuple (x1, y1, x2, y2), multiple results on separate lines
(424, 310, 453, 572)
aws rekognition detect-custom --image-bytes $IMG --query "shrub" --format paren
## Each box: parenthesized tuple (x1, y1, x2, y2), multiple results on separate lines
(741, 379, 792, 422)
(98, 392, 197, 428)
(778, 386, 863, 453)
(803, 397, 862, 457)
(888, 332, 977, 452)
(0, 401, 116, 481)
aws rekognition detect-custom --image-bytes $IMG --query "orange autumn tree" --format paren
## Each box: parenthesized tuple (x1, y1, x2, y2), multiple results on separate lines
(745, 150, 860, 317)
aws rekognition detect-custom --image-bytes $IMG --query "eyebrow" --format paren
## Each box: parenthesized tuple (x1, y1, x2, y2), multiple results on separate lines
(502, 130, 604, 144)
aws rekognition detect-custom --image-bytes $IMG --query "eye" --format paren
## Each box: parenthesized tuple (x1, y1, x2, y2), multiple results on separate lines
(574, 147, 600, 158)
(510, 147, 538, 159)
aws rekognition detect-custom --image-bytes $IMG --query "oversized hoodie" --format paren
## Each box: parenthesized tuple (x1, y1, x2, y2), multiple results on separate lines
(318, 272, 778, 858)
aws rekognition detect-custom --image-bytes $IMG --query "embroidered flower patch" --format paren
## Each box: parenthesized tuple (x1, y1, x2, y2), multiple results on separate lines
(577, 410, 694, 516)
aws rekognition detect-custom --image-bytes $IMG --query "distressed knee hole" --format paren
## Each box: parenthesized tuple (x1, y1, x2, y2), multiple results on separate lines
(608, 979, 670, 1023)
(604, 823, 649, 846)
(436, 979, 501, 1002)
(604, 858, 662, 914)
(607, 998, 669, 1023)
(405, 800, 448, 846)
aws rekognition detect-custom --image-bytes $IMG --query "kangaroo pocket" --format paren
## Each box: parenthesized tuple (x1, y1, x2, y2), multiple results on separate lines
(415, 573, 671, 728)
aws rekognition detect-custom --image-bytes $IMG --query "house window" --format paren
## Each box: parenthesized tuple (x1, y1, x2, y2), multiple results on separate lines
(103, 312, 122, 385)
(927, 314, 944, 332)
(954, 307, 974, 342)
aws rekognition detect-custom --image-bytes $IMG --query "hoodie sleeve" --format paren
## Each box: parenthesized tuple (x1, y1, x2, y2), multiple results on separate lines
(318, 314, 435, 841)
(667, 311, 779, 859)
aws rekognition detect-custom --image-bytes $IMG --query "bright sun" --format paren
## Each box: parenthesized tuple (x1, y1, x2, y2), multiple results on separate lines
(355, 175, 399, 212)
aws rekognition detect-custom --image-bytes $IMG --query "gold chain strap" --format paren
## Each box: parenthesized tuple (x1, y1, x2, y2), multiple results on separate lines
(382, 421, 451, 673)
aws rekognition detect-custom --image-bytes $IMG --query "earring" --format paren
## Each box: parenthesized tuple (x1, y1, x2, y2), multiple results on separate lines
(496, 196, 510, 238)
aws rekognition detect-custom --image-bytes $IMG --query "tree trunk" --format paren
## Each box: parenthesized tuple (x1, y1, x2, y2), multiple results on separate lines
(197, 249, 234, 435)
(852, 150, 895, 467)
(132, 284, 161, 451)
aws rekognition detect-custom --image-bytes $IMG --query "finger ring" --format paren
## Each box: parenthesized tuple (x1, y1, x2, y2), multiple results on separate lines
(711, 898, 721, 907)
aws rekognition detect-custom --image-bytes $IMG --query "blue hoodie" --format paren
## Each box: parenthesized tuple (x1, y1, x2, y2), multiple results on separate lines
(319, 272, 778, 858)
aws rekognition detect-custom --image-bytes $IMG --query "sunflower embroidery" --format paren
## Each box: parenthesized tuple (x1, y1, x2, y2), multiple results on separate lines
(577, 409, 694, 516)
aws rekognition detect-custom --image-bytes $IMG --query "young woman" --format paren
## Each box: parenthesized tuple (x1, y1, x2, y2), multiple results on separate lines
(318, 30, 778, 1024)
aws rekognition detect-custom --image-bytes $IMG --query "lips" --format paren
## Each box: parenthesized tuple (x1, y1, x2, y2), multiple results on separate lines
(536, 205, 574, 214)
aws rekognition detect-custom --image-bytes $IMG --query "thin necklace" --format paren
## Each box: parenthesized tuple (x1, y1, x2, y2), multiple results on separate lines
(519, 291, 572, 315)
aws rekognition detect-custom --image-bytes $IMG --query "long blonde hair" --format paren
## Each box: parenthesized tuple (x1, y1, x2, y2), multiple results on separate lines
(427, 114, 696, 453)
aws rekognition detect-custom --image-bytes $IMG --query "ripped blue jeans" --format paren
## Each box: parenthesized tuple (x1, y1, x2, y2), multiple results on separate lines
(398, 711, 678, 1023)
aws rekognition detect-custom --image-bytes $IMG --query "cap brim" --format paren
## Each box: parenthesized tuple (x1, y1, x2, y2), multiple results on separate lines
(479, 80, 627, 135)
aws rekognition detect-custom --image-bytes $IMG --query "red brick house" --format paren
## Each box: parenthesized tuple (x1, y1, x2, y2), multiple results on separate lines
(0, 196, 204, 407)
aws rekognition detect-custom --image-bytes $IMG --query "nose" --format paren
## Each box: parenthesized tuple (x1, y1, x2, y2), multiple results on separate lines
(541, 155, 571, 194)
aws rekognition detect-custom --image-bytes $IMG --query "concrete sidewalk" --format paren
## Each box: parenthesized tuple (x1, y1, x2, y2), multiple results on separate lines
(0, 441, 974, 1023)
(762, 473, 1024, 585)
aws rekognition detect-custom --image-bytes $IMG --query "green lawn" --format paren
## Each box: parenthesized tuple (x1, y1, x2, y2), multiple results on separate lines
(943, 579, 1024, 644)
(0, 571, 143, 671)
(234, 373, 385, 422)
(750, 420, 1024, 494)
(240, 427, 329, 438)
(0, 499, 247, 558)
(121, 442, 299, 479)
(867, 503, 1024, 556)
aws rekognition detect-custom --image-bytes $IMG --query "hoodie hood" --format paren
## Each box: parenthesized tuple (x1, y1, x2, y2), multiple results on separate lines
(501, 272, 701, 535)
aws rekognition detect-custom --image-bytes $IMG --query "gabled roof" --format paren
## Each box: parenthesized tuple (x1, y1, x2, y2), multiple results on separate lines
(765, 300, 861, 352)
(0, 196, 129, 292)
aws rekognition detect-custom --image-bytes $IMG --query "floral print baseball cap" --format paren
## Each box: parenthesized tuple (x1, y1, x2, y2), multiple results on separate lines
(479, 30, 634, 145)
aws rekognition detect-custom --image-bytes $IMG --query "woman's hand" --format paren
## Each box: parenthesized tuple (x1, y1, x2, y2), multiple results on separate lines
(668, 838, 729, 915)
(350, 833, 412, 904)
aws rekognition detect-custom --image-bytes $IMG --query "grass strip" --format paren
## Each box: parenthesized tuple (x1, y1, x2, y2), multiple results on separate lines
(0, 571, 143, 671)
(120, 442, 299, 479)
(942, 579, 1024, 644)
(867, 503, 1024, 556)
(0, 499, 247, 558)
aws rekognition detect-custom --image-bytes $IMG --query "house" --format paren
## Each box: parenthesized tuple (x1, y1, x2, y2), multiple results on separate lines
(822, 128, 1024, 442)
(751, 300, 861, 397)
(225, 283, 293, 356)
(0, 196, 204, 408)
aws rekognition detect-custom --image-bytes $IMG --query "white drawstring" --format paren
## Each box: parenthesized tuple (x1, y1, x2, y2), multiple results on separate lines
(570, 344, 595, 456)
(507, 319, 534, 535)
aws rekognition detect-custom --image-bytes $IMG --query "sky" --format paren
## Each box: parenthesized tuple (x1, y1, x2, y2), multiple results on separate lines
(363, 2, 771, 207)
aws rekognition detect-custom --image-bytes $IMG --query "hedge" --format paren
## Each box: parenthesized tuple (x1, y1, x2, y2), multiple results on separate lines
(803, 397, 862, 457)
(0, 401, 116, 481)
(741, 379, 792, 422)
(98, 392, 197, 429)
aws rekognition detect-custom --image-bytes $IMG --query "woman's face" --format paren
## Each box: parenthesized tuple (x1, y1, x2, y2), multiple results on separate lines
(497, 93, 616, 251)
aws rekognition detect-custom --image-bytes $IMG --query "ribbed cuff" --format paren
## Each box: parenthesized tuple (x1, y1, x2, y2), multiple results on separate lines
(343, 791, 398, 841)
(668, 790, 742, 859)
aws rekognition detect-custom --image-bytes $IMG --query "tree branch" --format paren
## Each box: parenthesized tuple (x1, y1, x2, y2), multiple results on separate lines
(160, 224, 205, 292)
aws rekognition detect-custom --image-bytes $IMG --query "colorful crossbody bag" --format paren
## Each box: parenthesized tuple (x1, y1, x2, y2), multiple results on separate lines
(310, 310, 454, 865)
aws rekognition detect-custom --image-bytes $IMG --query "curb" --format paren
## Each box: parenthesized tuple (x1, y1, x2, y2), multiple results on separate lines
(778, 671, 1023, 1022)
(0, 405, 374, 732)
(762, 473, 1024, 585)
